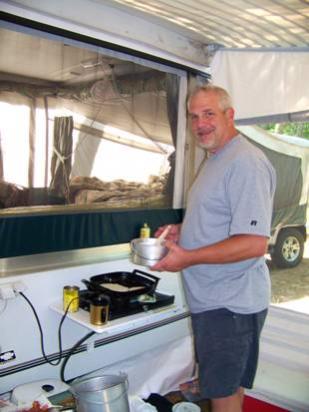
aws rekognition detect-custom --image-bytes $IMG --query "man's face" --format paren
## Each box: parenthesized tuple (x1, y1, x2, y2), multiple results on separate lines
(188, 90, 234, 153)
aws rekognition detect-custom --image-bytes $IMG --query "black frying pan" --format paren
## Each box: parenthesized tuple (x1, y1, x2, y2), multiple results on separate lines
(82, 269, 160, 299)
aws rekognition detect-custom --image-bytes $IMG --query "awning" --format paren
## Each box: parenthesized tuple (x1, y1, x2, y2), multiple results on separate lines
(211, 49, 309, 121)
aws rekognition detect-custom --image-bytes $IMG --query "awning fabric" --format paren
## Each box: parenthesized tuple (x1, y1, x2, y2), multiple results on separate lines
(210, 49, 309, 121)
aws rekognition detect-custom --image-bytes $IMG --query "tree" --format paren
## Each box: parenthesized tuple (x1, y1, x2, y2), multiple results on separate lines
(260, 122, 309, 140)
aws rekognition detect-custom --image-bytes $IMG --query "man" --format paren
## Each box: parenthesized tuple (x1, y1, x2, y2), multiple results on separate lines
(152, 84, 276, 412)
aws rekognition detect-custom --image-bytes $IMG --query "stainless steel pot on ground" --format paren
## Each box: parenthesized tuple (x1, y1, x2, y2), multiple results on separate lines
(70, 374, 130, 412)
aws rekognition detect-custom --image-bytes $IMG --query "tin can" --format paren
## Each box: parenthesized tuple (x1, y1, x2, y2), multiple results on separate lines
(63, 285, 80, 313)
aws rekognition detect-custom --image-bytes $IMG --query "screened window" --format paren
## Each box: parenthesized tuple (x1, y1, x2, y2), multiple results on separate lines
(0, 25, 183, 213)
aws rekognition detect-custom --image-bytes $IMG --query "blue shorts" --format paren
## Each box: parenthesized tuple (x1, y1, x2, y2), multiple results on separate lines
(191, 308, 267, 399)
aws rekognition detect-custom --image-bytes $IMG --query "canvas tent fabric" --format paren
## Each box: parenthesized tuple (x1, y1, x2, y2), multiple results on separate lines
(1, 0, 308, 120)
(238, 126, 309, 232)
(211, 49, 309, 121)
(50, 116, 73, 200)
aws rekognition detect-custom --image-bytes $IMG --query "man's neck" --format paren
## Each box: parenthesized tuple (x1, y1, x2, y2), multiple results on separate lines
(210, 128, 239, 154)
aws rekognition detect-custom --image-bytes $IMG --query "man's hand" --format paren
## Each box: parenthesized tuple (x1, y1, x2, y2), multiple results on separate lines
(151, 240, 191, 272)
(154, 224, 182, 243)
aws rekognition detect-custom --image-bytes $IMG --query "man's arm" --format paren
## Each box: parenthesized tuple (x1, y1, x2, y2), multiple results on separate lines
(151, 234, 268, 272)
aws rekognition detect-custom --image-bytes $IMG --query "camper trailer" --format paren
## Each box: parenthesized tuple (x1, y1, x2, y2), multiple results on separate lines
(0, 1, 309, 411)
(238, 126, 309, 269)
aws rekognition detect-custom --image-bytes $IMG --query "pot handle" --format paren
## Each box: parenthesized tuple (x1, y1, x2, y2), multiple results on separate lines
(130, 239, 137, 252)
(81, 279, 92, 289)
(132, 269, 160, 288)
(82, 278, 106, 294)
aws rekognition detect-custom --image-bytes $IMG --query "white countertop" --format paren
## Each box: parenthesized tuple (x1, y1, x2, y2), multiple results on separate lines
(0, 243, 131, 278)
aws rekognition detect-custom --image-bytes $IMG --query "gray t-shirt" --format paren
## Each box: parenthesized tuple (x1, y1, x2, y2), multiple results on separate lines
(179, 135, 276, 314)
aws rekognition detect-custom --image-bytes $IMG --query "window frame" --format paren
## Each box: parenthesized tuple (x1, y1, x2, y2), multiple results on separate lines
(0, 15, 192, 257)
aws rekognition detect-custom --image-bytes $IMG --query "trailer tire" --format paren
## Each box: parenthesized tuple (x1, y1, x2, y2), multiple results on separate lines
(271, 228, 304, 269)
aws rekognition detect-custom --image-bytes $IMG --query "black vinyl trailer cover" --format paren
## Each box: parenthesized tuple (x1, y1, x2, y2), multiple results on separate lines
(238, 125, 309, 268)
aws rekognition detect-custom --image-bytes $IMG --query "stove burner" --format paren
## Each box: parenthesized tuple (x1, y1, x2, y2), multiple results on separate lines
(79, 289, 174, 321)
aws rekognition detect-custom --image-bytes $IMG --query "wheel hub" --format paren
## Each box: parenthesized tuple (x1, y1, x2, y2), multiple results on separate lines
(282, 236, 300, 262)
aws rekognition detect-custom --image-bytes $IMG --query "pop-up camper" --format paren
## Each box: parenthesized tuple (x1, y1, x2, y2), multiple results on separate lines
(238, 125, 309, 268)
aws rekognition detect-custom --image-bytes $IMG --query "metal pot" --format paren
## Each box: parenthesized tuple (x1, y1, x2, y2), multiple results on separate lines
(131, 237, 168, 267)
(70, 374, 129, 412)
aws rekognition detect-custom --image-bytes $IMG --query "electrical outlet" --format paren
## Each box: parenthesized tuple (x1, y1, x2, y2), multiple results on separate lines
(0, 284, 16, 300)
(0, 281, 26, 299)
(13, 281, 27, 293)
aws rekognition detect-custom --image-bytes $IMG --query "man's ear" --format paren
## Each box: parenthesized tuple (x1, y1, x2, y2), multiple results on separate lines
(225, 107, 235, 122)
